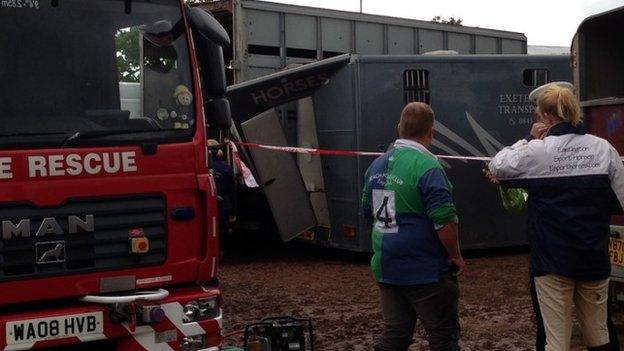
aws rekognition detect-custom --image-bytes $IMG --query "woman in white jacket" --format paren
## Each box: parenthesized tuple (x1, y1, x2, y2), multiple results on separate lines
(489, 83, 624, 351)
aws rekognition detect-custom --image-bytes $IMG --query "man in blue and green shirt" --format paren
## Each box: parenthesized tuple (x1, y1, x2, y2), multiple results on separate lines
(362, 102, 465, 351)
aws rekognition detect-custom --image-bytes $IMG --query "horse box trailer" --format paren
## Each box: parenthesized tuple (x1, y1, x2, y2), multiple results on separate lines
(572, 6, 624, 301)
(228, 54, 571, 251)
(198, 0, 528, 85)
(199, 0, 530, 150)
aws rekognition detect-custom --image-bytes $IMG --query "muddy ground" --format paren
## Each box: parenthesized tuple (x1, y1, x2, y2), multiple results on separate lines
(219, 243, 624, 350)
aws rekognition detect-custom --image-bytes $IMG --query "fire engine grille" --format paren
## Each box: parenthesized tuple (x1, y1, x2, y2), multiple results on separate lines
(0, 195, 167, 282)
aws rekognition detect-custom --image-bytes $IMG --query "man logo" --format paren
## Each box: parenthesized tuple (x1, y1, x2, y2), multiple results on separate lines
(36, 241, 66, 264)
(2, 215, 94, 240)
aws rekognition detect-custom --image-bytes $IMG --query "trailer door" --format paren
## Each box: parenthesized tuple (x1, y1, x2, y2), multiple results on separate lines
(241, 109, 317, 241)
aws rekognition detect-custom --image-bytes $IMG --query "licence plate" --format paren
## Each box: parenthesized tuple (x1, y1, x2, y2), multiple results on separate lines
(6, 312, 103, 346)
(610, 237, 624, 267)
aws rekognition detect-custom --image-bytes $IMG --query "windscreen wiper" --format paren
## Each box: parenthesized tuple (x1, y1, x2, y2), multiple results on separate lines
(61, 129, 183, 148)
(0, 132, 67, 137)
(51, 0, 132, 13)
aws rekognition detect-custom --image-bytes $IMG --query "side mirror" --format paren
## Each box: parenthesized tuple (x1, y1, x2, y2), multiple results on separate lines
(195, 35, 227, 96)
(187, 7, 233, 130)
(187, 8, 230, 48)
(206, 97, 232, 130)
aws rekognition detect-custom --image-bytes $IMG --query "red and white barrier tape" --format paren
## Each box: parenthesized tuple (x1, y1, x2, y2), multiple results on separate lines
(234, 141, 493, 162)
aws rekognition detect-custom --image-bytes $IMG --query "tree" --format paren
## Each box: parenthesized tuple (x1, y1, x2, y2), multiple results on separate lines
(115, 27, 141, 82)
(431, 16, 463, 26)
(115, 27, 177, 82)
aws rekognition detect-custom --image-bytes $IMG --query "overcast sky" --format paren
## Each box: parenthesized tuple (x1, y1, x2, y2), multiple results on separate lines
(264, 0, 624, 46)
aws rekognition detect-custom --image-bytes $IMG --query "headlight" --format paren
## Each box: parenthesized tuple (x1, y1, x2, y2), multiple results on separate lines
(182, 297, 220, 323)
(180, 335, 205, 351)
(183, 302, 200, 322)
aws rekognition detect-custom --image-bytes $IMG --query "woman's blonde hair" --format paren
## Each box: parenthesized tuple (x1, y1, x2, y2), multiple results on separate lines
(537, 85, 583, 126)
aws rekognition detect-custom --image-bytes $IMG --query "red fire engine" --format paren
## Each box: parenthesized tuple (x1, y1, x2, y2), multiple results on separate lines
(0, 0, 232, 350)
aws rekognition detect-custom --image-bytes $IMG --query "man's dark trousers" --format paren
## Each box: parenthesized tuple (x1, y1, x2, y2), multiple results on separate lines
(374, 274, 460, 351)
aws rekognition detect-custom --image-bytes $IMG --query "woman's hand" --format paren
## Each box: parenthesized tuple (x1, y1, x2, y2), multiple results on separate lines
(531, 122, 548, 140)
(482, 168, 499, 184)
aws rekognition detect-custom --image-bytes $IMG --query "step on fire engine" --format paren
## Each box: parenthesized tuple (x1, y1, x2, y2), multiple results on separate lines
(0, 0, 232, 350)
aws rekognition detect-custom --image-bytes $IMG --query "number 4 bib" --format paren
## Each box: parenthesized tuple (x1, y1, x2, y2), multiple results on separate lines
(372, 189, 398, 233)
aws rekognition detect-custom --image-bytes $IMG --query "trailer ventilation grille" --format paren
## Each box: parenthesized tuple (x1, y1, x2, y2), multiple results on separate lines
(523, 69, 550, 88)
(0, 194, 167, 282)
(403, 70, 430, 104)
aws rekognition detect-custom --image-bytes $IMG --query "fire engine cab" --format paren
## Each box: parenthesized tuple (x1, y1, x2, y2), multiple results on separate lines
(0, 0, 232, 350)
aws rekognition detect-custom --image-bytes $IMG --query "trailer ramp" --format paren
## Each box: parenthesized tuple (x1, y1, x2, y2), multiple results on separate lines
(240, 109, 317, 242)
(227, 55, 350, 242)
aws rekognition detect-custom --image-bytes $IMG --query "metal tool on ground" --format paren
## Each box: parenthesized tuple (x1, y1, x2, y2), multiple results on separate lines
(241, 316, 314, 351)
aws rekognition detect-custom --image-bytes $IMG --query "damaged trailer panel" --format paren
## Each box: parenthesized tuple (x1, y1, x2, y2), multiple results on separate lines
(227, 54, 351, 123)
(228, 54, 571, 251)
(241, 109, 317, 242)
(226, 55, 350, 242)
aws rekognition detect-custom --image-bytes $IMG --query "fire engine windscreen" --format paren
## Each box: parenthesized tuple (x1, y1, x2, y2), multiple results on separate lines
(0, 0, 195, 148)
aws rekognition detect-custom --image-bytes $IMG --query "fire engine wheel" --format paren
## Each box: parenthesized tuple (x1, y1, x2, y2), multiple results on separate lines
(79, 288, 169, 304)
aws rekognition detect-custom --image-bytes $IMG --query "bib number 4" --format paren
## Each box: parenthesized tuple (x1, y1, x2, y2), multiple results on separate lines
(376, 196, 393, 228)
(372, 189, 398, 233)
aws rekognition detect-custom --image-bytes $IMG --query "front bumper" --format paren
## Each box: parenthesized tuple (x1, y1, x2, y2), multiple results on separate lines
(0, 285, 222, 351)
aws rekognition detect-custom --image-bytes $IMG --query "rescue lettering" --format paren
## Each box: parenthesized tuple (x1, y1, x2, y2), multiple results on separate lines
(25, 152, 137, 178)
(0, 152, 138, 179)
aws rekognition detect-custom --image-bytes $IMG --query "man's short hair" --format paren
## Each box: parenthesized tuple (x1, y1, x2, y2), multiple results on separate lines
(399, 102, 435, 139)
